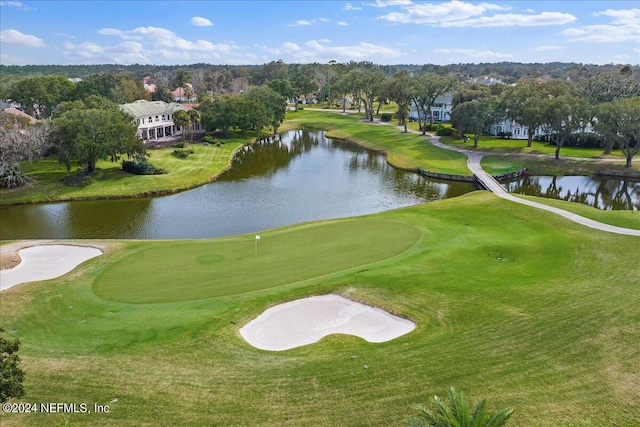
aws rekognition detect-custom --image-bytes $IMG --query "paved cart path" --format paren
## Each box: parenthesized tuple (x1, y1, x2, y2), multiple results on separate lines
(425, 134, 640, 237)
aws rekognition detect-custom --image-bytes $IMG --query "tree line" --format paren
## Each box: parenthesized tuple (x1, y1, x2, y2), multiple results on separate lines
(2, 62, 639, 189)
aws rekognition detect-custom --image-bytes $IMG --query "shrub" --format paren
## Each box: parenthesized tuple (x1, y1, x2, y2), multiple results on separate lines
(201, 135, 215, 143)
(122, 159, 167, 175)
(564, 132, 603, 148)
(436, 127, 454, 136)
(0, 162, 26, 189)
(173, 148, 195, 159)
(171, 141, 185, 148)
(380, 113, 393, 122)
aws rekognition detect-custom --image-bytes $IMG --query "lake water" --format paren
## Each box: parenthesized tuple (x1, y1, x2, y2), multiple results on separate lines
(504, 175, 640, 211)
(0, 130, 477, 240)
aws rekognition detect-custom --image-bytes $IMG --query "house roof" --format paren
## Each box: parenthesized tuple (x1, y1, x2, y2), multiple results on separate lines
(1, 107, 37, 125)
(172, 83, 194, 98)
(119, 100, 186, 119)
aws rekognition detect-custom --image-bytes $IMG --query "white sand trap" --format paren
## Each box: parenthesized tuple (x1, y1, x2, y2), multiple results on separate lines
(0, 245, 103, 291)
(240, 294, 416, 351)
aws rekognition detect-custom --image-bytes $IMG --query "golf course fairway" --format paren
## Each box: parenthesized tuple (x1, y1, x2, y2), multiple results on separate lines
(1, 192, 638, 426)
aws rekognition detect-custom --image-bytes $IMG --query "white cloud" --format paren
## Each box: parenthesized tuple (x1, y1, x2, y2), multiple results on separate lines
(319, 18, 330, 22)
(343, 3, 362, 11)
(62, 26, 242, 64)
(0, 29, 45, 47)
(442, 11, 575, 27)
(305, 39, 401, 59)
(534, 45, 562, 52)
(191, 17, 213, 27)
(0, 1, 33, 10)
(562, 8, 640, 42)
(379, 1, 508, 24)
(367, 0, 413, 8)
(264, 39, 401, 62)
(435, 48, 513, 59)
(288, 19, 313, 27)
(98, 26, 236, 52)
(376, 1, 572, 28)
(338, 21, 349, 26)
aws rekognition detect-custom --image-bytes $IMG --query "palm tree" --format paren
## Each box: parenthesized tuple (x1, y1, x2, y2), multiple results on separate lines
(406, 387, 514, 427)
(172, 110, 191, 141)
(188, 109, 201, 142)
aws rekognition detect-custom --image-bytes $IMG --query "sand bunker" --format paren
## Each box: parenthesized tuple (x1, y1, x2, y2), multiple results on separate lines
(239, 294, 415, 351)
(0, 245, 103, 291)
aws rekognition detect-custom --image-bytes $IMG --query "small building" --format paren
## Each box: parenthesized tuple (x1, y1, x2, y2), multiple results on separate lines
(120, 100, 203, 142)
(298, 94, 318, 105)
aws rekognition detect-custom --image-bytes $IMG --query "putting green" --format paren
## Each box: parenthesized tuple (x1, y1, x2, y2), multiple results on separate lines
(93, 219, 420, 303)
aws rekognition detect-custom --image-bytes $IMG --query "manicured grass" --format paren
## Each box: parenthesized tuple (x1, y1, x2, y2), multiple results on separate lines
(441, 134, 625, 159)
(2, 192, 639, 426)
(511, 194, 640, 230)
(94, 219, 420, 303)
(283, 110, 471, 175)
(481, 155, 640, 176)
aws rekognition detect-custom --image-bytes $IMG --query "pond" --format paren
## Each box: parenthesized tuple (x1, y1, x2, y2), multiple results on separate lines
(0, 130, 477, 240)
(504, 175, 640, 211)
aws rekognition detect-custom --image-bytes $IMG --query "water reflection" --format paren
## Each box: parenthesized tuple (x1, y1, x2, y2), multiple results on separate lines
(505, 176, 640, 211)
(1, 130, 477, 240)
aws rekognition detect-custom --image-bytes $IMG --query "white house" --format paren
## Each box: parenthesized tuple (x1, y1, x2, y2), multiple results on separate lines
(408, 93, 454, 122)
(488, 120, 546, 139)
(488, 119, 595, 140)
(120, 100, 203, 142)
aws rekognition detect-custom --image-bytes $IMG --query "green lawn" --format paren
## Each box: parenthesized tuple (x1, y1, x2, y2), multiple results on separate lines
(440, 134, 626, 159)
(94, 219, 420, 303)
(2, 192, 639, 426)
(510, 194, 640, 230)
(481, 155, 640, 176)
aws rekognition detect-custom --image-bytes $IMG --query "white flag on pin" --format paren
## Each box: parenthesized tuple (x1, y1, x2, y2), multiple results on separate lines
(255, 235, 261, 240)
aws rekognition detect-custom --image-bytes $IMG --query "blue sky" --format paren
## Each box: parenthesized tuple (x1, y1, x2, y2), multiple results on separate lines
(1, 1, 639, 66)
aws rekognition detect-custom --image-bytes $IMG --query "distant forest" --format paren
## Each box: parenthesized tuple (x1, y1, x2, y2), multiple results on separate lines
(2, 62, 639, 84)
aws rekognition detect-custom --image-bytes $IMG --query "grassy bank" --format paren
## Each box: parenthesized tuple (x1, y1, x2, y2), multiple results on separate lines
(482, 154, 640, 176)
(2, 192, 639, 426)
(0, 134, 255, 205)
(440, 134, 625, 159)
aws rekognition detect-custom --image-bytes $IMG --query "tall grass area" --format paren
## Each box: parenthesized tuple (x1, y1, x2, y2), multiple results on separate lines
(283, 110, 471, 175)
(2, 192, 638, 426)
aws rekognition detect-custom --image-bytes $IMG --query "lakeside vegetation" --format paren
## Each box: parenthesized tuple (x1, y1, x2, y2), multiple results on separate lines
(0, 135, 248, 205)
(2, 192, 638, 426)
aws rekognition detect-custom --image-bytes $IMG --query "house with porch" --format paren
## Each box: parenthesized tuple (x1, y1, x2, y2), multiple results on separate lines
(408, 93, 454, 122)
(120, 100, 203, 142)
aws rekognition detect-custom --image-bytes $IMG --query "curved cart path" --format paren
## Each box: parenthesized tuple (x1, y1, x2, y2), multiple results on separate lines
(425, 134, 640, 237)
